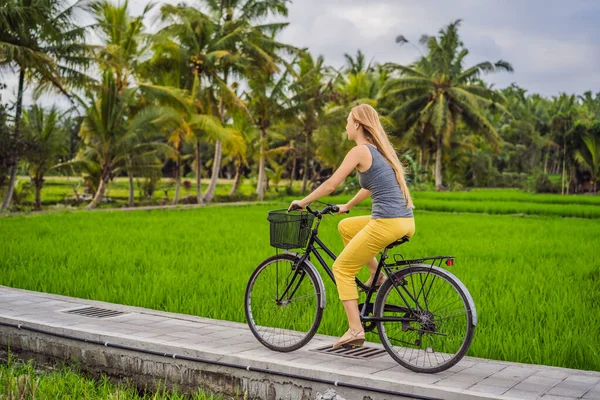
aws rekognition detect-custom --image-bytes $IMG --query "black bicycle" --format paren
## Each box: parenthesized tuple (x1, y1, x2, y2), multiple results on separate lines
(244, 202, 477, 373)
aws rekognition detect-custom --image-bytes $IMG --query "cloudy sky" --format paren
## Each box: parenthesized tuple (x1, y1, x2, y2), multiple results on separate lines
(2, 0, 599, 106)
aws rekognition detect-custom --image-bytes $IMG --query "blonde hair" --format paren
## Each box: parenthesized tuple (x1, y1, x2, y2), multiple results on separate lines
(351, 104, 414, 209)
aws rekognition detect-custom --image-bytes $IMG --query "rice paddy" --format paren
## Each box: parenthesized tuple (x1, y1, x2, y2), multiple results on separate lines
(1, 191, 599, 372)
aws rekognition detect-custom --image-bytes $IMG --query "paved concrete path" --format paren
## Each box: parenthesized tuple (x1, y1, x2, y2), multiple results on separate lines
(0, 285, 598, 400)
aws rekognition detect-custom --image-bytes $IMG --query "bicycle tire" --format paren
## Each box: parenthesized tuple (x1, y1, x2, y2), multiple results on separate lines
(374, 265, 475, 373)
(245, 253, 324, 352)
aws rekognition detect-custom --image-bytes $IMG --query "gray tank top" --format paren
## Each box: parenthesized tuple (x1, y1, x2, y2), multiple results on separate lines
(357, 143, 414, 219)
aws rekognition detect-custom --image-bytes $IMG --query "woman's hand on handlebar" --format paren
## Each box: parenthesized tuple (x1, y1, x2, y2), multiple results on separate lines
(287, 199, 306, 212)
(336, 204, 351, 215)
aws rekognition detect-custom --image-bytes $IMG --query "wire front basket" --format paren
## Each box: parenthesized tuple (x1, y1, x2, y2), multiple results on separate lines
(267, 209, 315, 249)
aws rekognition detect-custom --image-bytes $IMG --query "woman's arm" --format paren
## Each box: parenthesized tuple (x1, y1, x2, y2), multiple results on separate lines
(289, 146, 365, 210)
(347, 188, 370, 209)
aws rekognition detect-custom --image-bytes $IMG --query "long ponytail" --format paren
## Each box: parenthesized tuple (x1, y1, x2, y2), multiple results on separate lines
(351, 104, 414, 209)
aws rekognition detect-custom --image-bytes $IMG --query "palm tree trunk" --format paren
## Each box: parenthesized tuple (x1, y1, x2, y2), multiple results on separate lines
(302, 130, 312, 194)
(195, 141, 204, 205)
(1, 68, 25, 211)
(203, 140, 222, 203)
(127, 168, 135, 207)
(256, 128, 267, 201)
(561, 139, 566, 195)
(229, 160, 242, 196)
(33, 177, 43, 211)
(435, 135, 443, 190)
(173, 154, 181, 205)
(289, 151, 297, 189)
(543, 142, 550, 173)
(86, 168, 110, 209)
(419, 146, 424, 170)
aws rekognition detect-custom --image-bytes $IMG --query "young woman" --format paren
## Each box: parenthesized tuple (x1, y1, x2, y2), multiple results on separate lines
(288, 103, 415, 349)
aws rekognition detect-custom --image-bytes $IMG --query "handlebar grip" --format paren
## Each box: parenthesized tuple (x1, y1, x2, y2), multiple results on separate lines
(288, 203, 302, 212)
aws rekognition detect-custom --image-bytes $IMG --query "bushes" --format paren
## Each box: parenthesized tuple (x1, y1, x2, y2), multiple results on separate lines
(527, 170, 561, 193)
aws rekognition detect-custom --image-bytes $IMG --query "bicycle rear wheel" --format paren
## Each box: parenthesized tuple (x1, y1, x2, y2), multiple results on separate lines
(374, 265, 475, 373)
(245, 253, 323, 352)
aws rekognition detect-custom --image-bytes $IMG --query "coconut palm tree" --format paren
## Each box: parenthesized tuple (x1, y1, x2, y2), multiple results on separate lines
(573, 122, 600, 193)
(199, 0, 292, 202)
(153, 4, 251, 204)
(383, 19, 513, 189)
(549, 94, 579, 194)
(76, 71, 177, 209)
(0, 0, 93, 210)
(21, 105, 69, 210)
(245, 64, 291, 200)
(289, 53, 333, 194)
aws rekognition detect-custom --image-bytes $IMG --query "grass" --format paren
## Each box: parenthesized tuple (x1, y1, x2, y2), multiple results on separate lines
(1, 203, 599, 372)
(0, 354, 235, 399)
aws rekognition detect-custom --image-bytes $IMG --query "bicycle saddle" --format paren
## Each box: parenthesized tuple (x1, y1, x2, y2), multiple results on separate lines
(385, 235, 410, 249)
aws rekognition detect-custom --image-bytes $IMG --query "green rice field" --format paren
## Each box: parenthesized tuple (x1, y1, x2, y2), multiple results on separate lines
(1, 191, 599, 372)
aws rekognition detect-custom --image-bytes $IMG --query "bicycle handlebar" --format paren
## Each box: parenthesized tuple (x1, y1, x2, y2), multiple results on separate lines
(288, 203, 350, 216)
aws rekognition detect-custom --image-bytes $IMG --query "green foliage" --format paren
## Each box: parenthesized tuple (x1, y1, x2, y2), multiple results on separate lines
(0, 355, 233, 399)
(527, 169, 561, 194)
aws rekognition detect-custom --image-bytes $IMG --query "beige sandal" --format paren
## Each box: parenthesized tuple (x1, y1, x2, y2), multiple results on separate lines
(332, 328, 365, 349)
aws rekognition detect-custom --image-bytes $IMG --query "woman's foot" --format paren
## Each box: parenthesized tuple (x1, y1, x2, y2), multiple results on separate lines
(359, 274, 386, 292)
(332, 328, 365, 349)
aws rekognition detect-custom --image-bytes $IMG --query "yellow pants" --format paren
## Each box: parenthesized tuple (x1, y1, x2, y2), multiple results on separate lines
(332, 215, 416, 301)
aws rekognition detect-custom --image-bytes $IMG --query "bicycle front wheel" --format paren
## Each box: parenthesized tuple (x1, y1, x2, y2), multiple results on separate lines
(245, 253, 323, 352)
(374, 265, 475, 373)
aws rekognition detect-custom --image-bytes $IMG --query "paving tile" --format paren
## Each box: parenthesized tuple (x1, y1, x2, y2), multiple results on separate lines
(465, 383, 510, 396)
(511, 375, 565, 395)
(545, 376, 596, 398)
(502, 389, 541, 399)
(582, 383, 600, 399)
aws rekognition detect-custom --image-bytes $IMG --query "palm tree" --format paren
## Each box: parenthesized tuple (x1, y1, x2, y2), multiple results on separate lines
(76, 71, 174, 209)
(153, 4, 250, 204)
(383, 20, 513, 190)
(200, 0, 291, 203)
(87, 0, 156, 205)
(21, 105, 69, 210)
(245, 65, 291, 200)
(0, 0, 93, 210)
(289, 53, 332, 194)
(573, 122, 600, 193)
(549, 94, 579, 194)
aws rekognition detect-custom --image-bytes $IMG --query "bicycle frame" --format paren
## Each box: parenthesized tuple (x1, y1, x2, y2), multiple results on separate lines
(277, 216, 451, 325)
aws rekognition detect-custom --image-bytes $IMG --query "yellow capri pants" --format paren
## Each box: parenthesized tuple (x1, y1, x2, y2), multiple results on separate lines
(332, 215, 416, 301)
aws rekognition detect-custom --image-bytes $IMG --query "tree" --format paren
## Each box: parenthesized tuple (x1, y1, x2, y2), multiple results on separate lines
(0, 0, 92, 210)
(88, 0, 155, 206)
(245, 63, 290, 200)
(21, 105, 68, 210)
(76, 71, 173, 209)
(573, 122, 600, 193)
(383, 20, 513, 189)
(153, 3, 251, 204)
(200, 0, 291, 203)
(549, 94, 579, 194)
(289, 53, 332, 194)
